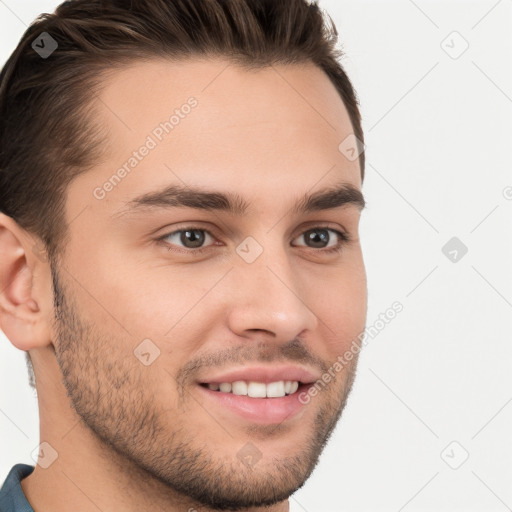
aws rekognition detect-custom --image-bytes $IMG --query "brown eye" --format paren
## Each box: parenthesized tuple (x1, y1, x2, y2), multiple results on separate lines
(179, 229, 206, 248)
(293, 227, 349, 253)
(303, 228, 331, 248)
(161, 228, 215, 251)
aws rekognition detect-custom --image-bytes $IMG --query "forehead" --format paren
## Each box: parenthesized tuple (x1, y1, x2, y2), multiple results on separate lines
(97, 57, 353, 130)
(66, 58, 361, 221)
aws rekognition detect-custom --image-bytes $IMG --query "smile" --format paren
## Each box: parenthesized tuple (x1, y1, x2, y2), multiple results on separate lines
(196, 365, 320, 424)
(202, 380, 300, 398)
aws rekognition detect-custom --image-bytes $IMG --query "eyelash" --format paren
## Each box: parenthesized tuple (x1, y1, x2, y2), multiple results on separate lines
(156, 225, 351, 256)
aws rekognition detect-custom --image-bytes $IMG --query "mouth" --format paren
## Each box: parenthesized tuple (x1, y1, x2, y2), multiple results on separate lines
(196, 366, 318, 424)
(200, 380, 302, 398)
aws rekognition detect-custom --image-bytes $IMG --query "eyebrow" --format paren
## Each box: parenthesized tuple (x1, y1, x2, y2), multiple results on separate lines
(112, 182, 365, 218)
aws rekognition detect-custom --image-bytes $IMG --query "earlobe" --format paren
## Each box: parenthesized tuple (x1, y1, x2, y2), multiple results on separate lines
(0, 213, 53, 351)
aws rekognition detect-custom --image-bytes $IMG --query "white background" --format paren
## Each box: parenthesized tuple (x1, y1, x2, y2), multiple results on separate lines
(1, 1, 511, 511)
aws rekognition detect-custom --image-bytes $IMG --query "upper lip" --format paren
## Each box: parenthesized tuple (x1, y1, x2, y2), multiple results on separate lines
(198, 365, 321, 385)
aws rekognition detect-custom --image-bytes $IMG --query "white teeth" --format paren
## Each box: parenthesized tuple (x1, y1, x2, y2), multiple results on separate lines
(231, 381, 248, 395)
(248, 382, 267, 398)
(206, 380, 300, 398)
(219, 382, 232, 393)
(266, 381, 285, 397)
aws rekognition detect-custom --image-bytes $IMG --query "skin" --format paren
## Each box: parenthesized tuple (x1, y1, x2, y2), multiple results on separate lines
(0, 58, 367, 511)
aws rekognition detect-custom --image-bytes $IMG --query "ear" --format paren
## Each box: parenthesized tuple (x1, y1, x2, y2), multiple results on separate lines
(0, 212, 53, 351)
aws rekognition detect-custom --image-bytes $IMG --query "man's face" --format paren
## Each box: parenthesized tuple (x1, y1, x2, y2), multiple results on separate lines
(50, 58, 367, 510)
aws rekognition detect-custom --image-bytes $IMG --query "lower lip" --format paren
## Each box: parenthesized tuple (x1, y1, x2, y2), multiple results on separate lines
(197, 384, 311, 424)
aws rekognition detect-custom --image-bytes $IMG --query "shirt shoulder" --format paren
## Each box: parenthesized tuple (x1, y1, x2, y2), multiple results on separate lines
(0, 464, 35, 512)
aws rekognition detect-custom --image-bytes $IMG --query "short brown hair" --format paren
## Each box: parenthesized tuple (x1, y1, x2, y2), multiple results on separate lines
(0, 0, 364, 387)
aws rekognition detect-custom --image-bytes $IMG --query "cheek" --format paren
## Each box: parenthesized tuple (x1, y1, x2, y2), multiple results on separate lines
(313, 263, 367, 356)
(84, 262, 222, 365)
(70, 240, 206, 339)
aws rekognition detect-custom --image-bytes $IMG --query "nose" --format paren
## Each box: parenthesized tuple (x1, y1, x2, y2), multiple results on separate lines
(226, 247, 319, 343)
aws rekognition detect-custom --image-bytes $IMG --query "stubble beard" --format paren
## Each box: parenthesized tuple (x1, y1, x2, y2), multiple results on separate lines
(49, 260, 359, 510)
